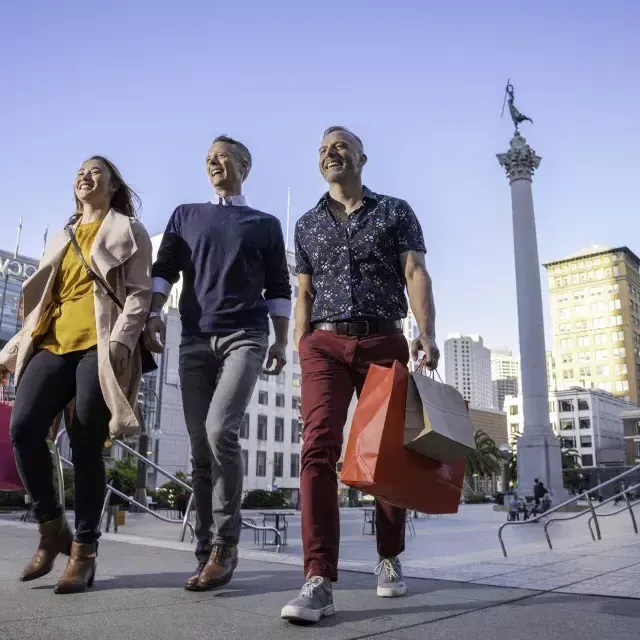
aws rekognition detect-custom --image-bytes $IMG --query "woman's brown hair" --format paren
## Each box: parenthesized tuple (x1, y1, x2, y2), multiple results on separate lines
(74, 155, 141, 218)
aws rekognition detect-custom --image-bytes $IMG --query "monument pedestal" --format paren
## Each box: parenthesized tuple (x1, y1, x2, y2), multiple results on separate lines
(497, 132, 568, 504)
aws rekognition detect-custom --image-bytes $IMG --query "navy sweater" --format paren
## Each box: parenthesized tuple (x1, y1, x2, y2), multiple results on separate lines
(152, 202, 291, 336)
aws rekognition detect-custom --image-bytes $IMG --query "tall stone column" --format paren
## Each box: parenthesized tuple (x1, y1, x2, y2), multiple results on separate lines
(497, 133, 567, 502)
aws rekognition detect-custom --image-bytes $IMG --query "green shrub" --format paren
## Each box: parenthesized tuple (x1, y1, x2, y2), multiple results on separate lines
(465, 493, 488, 504)
(241, 489, 287, 509)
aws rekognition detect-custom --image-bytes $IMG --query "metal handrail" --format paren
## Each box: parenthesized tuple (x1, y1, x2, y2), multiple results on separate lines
(586, 489, 640, 542)
(498, 461, 640, 557)
(52, 428, 282, 550)
(543, 481, 640, 548)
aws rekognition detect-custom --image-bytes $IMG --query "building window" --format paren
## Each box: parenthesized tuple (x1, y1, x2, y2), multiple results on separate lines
(561, 437, 576, 449)
(562, 353, 573, 364)
(560, 419, 574, 431)
(276, 372, 286, 385)
(290, 453, 300, 478)
(292, 396, 301, 411)
(241, 449, 248, 476)
(581, 436, 592, 448)
(293, 351, 300, 364)
(596, 365, 610, 376)
(578, 336, 592, 347)
(613, 347, 626, 359)
(258, 391, 268, 405)
(582, 454, 594, 467)
(579, 417, 591, 429)
(615, 380, 630, 392)
(559, 400, 573, 412)
(273, 452, 284, 478)
(256, 451, 267, 477)
(577, 399, 589, 411)
(257, 415, 268, 441)
(276, 393, 285, 408)
(595, 350, 608, 361)
(579, 367, 591, 377)
(239, 413, 250, 439)
(563, 369, 574, 380)
(634, 421, 640, 437)
(291, 419, 301, 443)
(275, 416, 284, 442)
(509, 405, 518, 415)
(260, 373, 269, 382)
(292, 373, 301, 387)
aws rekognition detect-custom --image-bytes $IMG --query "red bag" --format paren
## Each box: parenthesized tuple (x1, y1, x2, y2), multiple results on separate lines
(341, 361, 465, 514)
(0, 399, 23, 491)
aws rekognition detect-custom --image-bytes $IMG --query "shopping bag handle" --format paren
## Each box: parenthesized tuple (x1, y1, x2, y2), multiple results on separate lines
(417, 359, 443, 382)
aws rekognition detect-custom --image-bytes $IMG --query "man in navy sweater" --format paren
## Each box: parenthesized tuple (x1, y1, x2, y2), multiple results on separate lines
(145, 135, 291, 591)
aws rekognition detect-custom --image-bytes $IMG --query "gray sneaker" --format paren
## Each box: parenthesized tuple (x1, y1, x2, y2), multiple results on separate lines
(281, 576, 335, 623)
(375, 557, 407, 597)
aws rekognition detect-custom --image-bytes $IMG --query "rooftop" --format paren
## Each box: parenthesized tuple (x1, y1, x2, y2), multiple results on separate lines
(543, 245, 640, 269)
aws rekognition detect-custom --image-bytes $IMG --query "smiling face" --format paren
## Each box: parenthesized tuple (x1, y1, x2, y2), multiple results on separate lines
(206, 141, 246, 193)
(74, 158, 115, 209)
(319, 129, 367, 185)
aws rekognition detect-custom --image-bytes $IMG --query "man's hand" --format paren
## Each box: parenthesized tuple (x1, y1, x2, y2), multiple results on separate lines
(0, 364, 10, 386)
(411, 334, 440, 370)
(263, 341, 287, 376)
(110, 341, 131, 377)
(144, 315, 166, 353)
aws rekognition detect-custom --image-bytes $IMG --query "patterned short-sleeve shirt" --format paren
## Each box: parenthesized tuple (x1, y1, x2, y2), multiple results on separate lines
(295, 186, 426, 323)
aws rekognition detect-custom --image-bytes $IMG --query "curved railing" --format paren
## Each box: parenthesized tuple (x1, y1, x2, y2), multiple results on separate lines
(52, 428, 281, 551)
(586, 491, 640, 542)
(498, 462, 640, 557)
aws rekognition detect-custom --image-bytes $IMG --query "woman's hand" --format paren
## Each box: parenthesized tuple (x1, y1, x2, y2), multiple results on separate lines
(109, 341, 131, 376)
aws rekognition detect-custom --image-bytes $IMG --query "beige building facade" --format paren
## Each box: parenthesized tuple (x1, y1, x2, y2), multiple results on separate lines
(544, 245, 640, 405)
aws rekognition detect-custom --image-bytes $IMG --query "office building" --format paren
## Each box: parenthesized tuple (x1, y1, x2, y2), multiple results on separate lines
(0, 249, 39, 398)
(504, 387, 633, 469)
(444, 333, 492, 408)
(544, 246, 640, 404)
(490, 346, 520, 411)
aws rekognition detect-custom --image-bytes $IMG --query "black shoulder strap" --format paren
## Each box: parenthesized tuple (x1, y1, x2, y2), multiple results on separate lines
(65, 222, 124, 310)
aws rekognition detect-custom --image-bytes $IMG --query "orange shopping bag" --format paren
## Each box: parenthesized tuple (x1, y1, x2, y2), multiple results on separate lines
(340, 361, 465, 514)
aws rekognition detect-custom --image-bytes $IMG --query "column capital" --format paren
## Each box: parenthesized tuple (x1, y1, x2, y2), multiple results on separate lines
(497, 132, 541, 182)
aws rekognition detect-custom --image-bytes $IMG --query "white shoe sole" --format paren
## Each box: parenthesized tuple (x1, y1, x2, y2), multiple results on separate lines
(377, 584, 408, 597)
(281, 603, 336, 622)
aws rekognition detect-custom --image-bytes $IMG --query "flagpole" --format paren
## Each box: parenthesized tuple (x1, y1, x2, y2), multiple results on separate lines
(42, 225, 49, 259)
(14, 217, 23, 259)
(285, 187, 291, 251)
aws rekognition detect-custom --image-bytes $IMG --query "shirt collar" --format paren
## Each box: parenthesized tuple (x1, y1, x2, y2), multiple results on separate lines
(212, 194, 247, 207)
(315, 185, 377, 212)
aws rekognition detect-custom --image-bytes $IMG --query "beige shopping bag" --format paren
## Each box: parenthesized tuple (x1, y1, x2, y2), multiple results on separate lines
(403, 368, 475, 463)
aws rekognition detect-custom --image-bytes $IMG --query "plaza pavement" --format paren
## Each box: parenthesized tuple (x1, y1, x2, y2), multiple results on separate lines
(2, 505, 640, 639)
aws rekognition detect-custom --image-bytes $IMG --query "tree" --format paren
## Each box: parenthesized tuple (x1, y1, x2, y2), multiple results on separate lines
(465, 430, 502, 493)
(111, 458, 137, 497)
(561, 447, 582, 471)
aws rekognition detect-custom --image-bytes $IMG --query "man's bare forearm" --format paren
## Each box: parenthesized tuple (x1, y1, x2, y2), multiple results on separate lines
(406, 267, 436, 339)
(150, 292, 167, 313)
(294, 293, 313, 345)
(271, 316, 289, 345)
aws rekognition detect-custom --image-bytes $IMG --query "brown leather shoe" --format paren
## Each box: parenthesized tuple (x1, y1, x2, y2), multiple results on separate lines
(20, 515, 73, 582)
(184, 561, 207, 591)
(197, 544, 238, 590)
(54, 542, 97, 594)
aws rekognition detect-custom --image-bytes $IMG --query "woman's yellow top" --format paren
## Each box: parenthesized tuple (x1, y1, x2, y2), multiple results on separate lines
(33, 220, 103, 355)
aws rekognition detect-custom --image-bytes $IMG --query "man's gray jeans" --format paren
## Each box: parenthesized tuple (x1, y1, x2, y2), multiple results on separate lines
(179, 330, 268, 561)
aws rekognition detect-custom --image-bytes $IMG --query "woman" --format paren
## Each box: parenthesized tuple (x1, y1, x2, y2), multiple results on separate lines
(0, 156, 152, 593)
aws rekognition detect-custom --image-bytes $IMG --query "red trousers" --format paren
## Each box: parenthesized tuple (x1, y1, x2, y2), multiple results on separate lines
(299, 329, 409, 581)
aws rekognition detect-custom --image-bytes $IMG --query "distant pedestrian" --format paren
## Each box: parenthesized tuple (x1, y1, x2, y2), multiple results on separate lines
(281, 126, 438, 623)
(0, 156, 152, 593)
(105, 471, 124, 533)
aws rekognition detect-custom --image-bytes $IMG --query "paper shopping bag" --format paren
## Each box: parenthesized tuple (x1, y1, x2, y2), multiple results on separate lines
(403, 371, 476, 463)
(340, 361, 465, 514)
(0, 401, 23, 491)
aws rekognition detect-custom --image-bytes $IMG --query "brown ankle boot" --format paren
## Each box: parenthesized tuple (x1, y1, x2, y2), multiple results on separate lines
(197, 544, 238, 590)
(54, 542, 97, 594)
(20, 515, 73, 582)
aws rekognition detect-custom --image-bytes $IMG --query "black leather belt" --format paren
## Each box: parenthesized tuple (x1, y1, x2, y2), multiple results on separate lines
(312, 319, 403, 337)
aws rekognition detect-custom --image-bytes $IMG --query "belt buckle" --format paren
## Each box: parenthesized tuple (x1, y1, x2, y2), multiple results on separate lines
(349, 320, 370, 337)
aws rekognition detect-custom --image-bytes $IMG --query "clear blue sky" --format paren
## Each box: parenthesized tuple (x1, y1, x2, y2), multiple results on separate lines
(1, 1, 638, 353)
